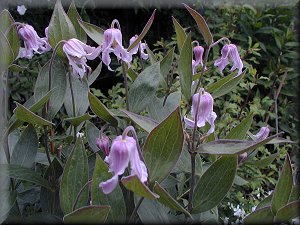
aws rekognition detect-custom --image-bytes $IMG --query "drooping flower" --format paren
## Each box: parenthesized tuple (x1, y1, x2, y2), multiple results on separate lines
(96, 133, 110, 156)
(254, 126, 270, 142)
(214, 44, 243, 76)
(129, 35, 149, 60)
(101, 20, 133, 71)
(192, 45, 204, 75)
(184, 88, 217, 135)
(62, 38, 101, 79)
(18, 24, 50, 59)
(41, 26, 51, 52)
(99, 132, 148, 194)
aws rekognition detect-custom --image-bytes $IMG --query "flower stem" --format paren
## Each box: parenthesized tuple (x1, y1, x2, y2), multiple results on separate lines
(188, 152, 196, 212)
(121, 61, 130, 110)
(72, 179, 92, 211)
(128, 197, 144, 224)
(68, 71, 77, 140)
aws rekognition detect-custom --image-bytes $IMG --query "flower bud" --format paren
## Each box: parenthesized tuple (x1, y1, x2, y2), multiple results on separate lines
(96, 134, 110, 156)
(254, 126, 270, 142)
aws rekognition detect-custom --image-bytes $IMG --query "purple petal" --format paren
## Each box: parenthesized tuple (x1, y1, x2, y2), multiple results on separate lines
(254, 126, 270, 141)
(99, 175, 119, 194)
(129, 147, 148, 183)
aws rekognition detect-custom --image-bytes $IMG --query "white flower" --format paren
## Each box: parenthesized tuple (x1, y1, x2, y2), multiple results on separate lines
(17, 5, 27, 15)
(76, 132, 84, 138)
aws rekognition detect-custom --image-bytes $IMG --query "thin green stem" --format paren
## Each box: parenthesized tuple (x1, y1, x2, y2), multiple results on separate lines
(72, 179, 92, 211)
(128, 197, 144, 224)
(68, 71, 77, 140)
(187, 153, 196, 212)
(121, 61, 130, 110)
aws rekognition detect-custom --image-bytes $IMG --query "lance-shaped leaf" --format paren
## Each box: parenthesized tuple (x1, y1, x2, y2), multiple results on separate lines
(172, 16, 187, 51)
(145, 45, 157, 64)
(67, 1, 87, 43)
(225, 113, 253, 139)
(64, 114, 94, 127)
(143, 108, 184, 185)
(183, 3, 213, 46)
(192, 156, 237, 213)
(11, 125, 38, 168)
(0, 10, 20, 60)
(212, 70, 246, 98)
(85, 121, 100, 153)
(178, 33, 192, 102)
(206, 70, 235, 93)
(0, 190, 17, 224)
(153, 182, 191, 217)
(63, 205, 110, 224)
(243, 206, 274, 224)
(78, 20, 104, 45)
(8, 64, 27, 73)
(127, 10, 156, 51)
(48, 0, 77, 57)
(34, 59, 67, 120)
(271, 154, 293, 214)
(88, 62, 102, 86)
(120, 109, 158, 133)
(160, 47, 175, 80)
(121, 175, 159, 200)
(14, 102, 54, 126)
(0, 164, 51, 189)
(91, 154, 126, 222)
(275, 200, 300, 223)
(60, 138, 89, 214)
(88, 92, 118, 126)
(0, 30, 13, 73)
(127, 68, 138, 82)
(197, 133, 281, 155)
(245, 153, 279, 168)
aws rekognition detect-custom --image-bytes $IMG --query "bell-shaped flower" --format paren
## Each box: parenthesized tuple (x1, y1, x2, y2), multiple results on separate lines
(184, 88, 217, 135)
(254, 126, 270, 142)
(99, 134, 148, 194)
(96, 133, 110, 156)
(129, 35, 149, 60)
(18, 24, 50, 59)
(63, 38, 101, 79)
(214, 44, 243, 76)
(41, 26, 51, 52)
(192, 45, 204, 75)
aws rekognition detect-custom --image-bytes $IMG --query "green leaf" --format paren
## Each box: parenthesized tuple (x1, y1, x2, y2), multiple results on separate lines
(145, 45, 157, 64)
(245, 153, 279, 168)
(88, 62, 102, 86)
(212, 70, 246, 98)
(78, 20, 104, 45)
(128, 62, 161, 113)
(275, 200, 300, 222)
(271, 154, 293, 214)
(63, 205, 110, 224)
(178, 33, 192, 102)
(256, 194, 273, 210)
(0, 164, 51, 189)
(0, 30, 13, 73)
(34, 59, 67, 120)
(60, 138, 89, 214)
(14, 102, 54, 126)
(0, 10, 20, 60)
(10, 125, 38, 168)
(290, 185, 300, 202)
(172, 16, 187, 51)
(234, 175, 248, 186)
(88, 92, 118, 126)
(121, 175, 159, 200)
(160, 47, 175, 80)
(127, 10, 156, 51)
(120, 109, 158, 133)
(64, 76, 89, 117)
(8, 64, 27, 73)
(197, 133, 280, 155)
(153, 182, 191, 217)
(243, 206, 274, 224)
(91, 154, 126, 222)
(0, 190, 17, 224)
(206, 71, 235, 93)
(192, 156, 237, 213)
(127, 68, 138, 82)
(67, 1, 87, 43)
(64, 113, 94, 127)
(225, 113, 253, 139)
(143, 107, 184, 184)
(85, 121, 100, 153)
(183, 4, 213, 46)
(48, 0, 77, 57)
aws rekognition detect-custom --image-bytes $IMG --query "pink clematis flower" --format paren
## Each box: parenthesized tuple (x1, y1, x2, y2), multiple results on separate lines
(41, 26, 51, 52)
(63, 38, 101, 79)
(101, 20, 133, 71)
(192, 45, 204, 75)
(129, 35, 149, 60)
(254, 126, 270, 141)
(18, 24, 50, 59)
(184, 88, 217, 135)
(214, 44, 243, 76)
(99, 133, 148, 194)
(96, 133, 110, 156)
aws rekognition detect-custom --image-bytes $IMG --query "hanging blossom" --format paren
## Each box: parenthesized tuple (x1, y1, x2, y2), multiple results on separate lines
(254, 126, 270, 141)
(129, 35, 149, 60)
(192, 43, 204, 75)
(41, 26, 51, 52)
(18, 24, 51, 59)
(214, 44, 243, 77)
(96, 133, 110, 156)
(100, 19, 133, 71)
(184, 88, 217, 135)
(99, 127, 148, 194)
(62, 38, 101, 79)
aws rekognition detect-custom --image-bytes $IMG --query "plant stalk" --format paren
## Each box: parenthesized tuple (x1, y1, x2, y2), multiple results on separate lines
(68, 71, 77, 140)
(188, 153, 196, 212)
(72, 179, 92, 211)
(128, 197, 144, 224)
(121, 61, 130, 110)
